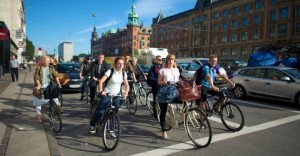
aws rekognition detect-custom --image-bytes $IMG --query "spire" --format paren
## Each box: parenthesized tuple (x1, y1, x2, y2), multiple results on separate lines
(152, 10, 164, 24)
(127, 4, 139, 26)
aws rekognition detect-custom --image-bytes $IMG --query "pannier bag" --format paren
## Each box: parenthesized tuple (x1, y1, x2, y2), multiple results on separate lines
(176, 80, 201, 101)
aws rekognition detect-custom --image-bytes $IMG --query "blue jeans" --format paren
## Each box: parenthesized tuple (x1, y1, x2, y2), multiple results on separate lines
(90, 95, 121, 126)
(80, 77, 88, 93)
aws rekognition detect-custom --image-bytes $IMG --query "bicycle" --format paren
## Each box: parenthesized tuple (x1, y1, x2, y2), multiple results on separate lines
(126, 80, 138, 114)
(91, 93, 122, 151)
(154, 100, 212, 148)
(145, 90, 154, 114)
(84, 75, 91, 104)
(135, 80, 148, 107)
(204, 87, 245, 131)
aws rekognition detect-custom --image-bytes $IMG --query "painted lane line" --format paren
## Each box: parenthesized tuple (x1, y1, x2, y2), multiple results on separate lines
(132, 114, 300, 156)
(209, 116, 248, 128)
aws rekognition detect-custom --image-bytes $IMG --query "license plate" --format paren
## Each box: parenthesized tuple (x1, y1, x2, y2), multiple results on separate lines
(69, 84, 81, 88)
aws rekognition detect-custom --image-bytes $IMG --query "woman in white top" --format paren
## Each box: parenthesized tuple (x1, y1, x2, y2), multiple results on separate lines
(157, 54, 180, 139)
(89, 57, 129, 133)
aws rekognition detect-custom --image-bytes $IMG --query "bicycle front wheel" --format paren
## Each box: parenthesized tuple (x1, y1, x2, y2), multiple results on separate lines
(127, 93, 137, 114)
(102, 112, 121, 151)
(146, 91, 154, 114)
(49, 101, 62, 133)
(184, 108, 212, 148)
(138, 87, 147, 107)
(220, 102, 245, 131)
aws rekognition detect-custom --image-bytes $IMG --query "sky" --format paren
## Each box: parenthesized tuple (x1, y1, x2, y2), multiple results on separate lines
(24, 0, 197, 56)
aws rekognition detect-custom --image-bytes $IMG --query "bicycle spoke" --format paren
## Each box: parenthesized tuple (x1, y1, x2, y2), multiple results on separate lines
(103, 113, 120, 151)
(220, 102, 244, 131)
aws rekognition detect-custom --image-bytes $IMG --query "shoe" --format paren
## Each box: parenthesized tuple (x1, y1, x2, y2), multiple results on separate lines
(57, 105, 65, 114)
(35, 114, 43, 123)
(110, 131, 117, 139)
(89, 126, 96, 134)
(162, 133, 168, 140)
(80, 95, 84, 101)
(199, 122, 206, 130)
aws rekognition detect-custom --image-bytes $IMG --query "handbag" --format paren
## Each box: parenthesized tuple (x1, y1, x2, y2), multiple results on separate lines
(43, 82, 60, 99)
(176, 79, 202, 101)
(156, 84, 179, 103)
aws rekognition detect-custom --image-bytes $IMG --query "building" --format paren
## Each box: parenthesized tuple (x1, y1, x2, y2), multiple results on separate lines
(0, 0, 26, 75)
(58, 42, 74, 62)
(91, 4, 151, 57)
(151, 0, 300, 60)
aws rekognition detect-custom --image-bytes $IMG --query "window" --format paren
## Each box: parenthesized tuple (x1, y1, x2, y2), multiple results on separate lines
(231, 48, 237, 56)
(214, 23, 219, 31)
(222, 34, 227, 43)
(198, 15, 202, 23)
(223, 9, 228, 18)
(241, 47, 247, 55)
(254, 14, 260, 25)
(221, 48, 226, 56)
(241, 31, 248, 41)
(183, 20, 188, 28)
(232, 19, 237, 29)
(243, 4, 249, 13)
(279, 7, 288, 19)
(278, 24, 288, 36)
(242, 17, 249, 27)
(269, 27, 275, 38)
(270, 11, 276, 21)
(296, 23, 300, 35)
(232, 7, 238, 16)
(253, 29, 260, 40)
(176, 23, 180, 28)
(160, 27, 163, 33)
(214, 12, 219, 20)
(297, 6, 300, 17)
(192, 18, 196, 24)
(271, 0, 276, 5)
(231, 33, 237, 42)
(204, 14, 208, 22)
(214, 35, 218, 44)
(222, 22, 228, 30)
(255, 0, 261, 9)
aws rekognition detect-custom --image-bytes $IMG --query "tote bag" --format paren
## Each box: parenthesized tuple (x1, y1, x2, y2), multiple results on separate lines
(156, 84, 179, 103)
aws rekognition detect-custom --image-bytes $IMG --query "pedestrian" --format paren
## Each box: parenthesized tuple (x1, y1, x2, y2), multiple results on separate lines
(90, 54, 109, 104)
(9, 55, 19, 82)
(32, 55, 63, 123)
(79, 55, 92, 100)
(89, 56, 129, 133)
(147, 55, 163, 118)
(50, 57, 59, 71)
(157, 54, 180, 139)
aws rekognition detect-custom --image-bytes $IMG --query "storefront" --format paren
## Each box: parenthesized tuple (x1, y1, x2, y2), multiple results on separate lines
(0, 21, 11, 77)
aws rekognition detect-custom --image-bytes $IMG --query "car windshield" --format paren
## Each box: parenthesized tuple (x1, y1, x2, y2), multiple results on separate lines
(283, 68, 300, 79)
(177, 62, 200, 71)
(59, 64, 80, 73)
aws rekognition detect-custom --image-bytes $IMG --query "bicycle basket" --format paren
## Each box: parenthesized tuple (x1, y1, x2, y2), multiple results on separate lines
(177, 80, 201, 101)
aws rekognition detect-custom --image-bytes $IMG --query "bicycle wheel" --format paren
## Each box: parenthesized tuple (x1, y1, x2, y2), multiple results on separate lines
(49, 101, 62, 133)
(146, 91, 154, 114)
(138, 87, 147, 107)
(220, 102, 245, 131)
(155, 104, 172, 131)
(102, 112, 121, 151)
(127, 92, 137, 114)
(89, 101, 98, 121)
(184, 108, 212, 148)
(85, 84, 89, 104)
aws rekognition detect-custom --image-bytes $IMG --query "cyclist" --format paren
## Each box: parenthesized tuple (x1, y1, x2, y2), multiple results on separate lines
(147, 55, 163, 118)
(196, 54, 235, 125)
(89, 57, 129, 133)
(130, 57, 147, 81)
(79, 56, 92, 100)
(124, 54, 137, 94)
(32, 56, 63, 123)
(90, 54, 109, 104)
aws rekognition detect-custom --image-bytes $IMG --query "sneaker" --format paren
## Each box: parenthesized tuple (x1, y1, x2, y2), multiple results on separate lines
(89, 126, 96, 134)
(35, 114, 43, 123)
(109, 131, 117, 139)
(199, 122, 206, 130)
(57, 105, 65, 114)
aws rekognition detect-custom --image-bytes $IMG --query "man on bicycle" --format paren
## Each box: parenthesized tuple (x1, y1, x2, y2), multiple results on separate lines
(130, 57, 147, 81)
(89, 57, 129, 133)
(124, 54, 137, 93)
(196, 55, 235, 123)
(79, 55, 92, 100)
(90, 54, 109, 104)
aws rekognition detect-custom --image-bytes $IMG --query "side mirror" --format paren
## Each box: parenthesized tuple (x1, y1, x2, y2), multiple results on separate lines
(281, 76, 290, 81)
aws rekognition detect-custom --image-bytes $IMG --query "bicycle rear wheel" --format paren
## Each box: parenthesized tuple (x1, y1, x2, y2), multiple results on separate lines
(49, 101, 62, 133)
(155, 104, 172, 131)
(127, 93, 137, 114)
(138, 87, 147, 107)
(146, 91, 154, 114)
(184, 108, 211, 148)
(102, 112, 121, 151)
(220, 102, 244, 131)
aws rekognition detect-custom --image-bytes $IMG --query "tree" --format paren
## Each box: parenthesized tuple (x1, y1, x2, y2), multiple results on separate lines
(26, 38, 35, 61)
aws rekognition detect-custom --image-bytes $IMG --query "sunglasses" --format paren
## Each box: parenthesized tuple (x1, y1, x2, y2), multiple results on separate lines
(156, 59, 162, 61)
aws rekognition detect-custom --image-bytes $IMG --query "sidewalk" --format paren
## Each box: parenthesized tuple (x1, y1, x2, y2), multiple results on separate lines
(0, 71, 53, 156)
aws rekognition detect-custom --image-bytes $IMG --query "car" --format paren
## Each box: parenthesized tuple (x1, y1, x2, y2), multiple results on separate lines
(176, 59, 200, 79)
(57, 63, 82, 92)
(230, 66, 300, 105)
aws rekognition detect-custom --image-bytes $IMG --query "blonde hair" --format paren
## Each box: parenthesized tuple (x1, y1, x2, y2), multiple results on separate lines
(164, 54, 177, 68)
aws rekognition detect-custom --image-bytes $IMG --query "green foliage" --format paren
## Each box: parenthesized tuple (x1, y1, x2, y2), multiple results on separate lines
(26, 38, 35, 61)
(134, 49, 139, 56)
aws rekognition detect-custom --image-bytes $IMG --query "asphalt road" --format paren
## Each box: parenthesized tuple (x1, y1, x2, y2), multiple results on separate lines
(52, 90, 300, 156)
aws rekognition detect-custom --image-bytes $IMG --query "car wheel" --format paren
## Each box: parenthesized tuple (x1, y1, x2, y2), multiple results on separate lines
(294, 93, 300, 105)
(234, 85, 246, 99)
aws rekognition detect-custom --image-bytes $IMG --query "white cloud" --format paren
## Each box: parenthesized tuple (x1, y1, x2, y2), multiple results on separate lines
(74, 20, 123, 34)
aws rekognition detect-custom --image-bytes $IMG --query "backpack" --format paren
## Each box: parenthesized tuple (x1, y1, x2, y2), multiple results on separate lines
(193, 65, 205, 85)
(147, 65, 159, 87)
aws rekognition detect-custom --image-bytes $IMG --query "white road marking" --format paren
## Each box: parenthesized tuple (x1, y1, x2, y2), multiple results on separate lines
(132, 114, 300, 156)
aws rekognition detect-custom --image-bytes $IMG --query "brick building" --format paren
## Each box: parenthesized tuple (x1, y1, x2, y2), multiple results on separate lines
(91, 4, 151, 57)
(151, 0, 300, 60)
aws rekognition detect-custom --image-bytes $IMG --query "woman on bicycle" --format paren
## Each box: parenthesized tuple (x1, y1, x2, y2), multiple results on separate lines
(89, 57, 129, 133)
(32, 56, 63, 123)
(79, 55, 92, 100)
(157, 54, 180, 139)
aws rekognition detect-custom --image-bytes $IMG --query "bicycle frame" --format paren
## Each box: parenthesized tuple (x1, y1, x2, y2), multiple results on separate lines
(205, 88, 229, 116)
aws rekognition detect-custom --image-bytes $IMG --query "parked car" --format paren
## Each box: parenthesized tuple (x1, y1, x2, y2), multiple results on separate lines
(230, 66, 300, 105)
(176, 59, 200, 79)
(57, 63, 82, 92)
